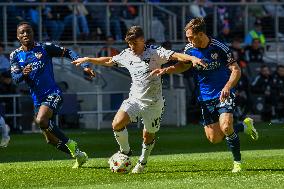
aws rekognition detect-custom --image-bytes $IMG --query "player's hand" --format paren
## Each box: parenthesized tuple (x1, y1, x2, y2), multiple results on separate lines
(191, 57, 207, 68)
(22, 64, 32, 76)
(72, 57, 88, 66)
(220, 86, 230, 102)
(150, 68, 167, 77)
(83, 67, 96, 80)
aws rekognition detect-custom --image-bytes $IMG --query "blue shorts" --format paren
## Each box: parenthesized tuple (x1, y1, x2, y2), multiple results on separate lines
(200, 94, 235, 126)
(34, 90, 63, 115)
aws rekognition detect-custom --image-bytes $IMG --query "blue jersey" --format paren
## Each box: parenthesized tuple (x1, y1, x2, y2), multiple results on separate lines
(184, 38, 236, 102)
(10, 42, 89, 105)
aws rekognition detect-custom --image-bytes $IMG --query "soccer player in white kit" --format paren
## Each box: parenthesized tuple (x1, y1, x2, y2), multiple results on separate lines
(72, 26, 206, 173)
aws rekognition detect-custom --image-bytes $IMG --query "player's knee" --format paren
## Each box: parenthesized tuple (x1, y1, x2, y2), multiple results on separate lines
(35, 117, 49, 129)
(207, 135, 223, 144)
(143, 132, 155, 144)
(112, 120, 125, 131)
(221, 125, 233, 135)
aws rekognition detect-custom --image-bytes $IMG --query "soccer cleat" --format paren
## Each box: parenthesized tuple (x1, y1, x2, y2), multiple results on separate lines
(66, 140, 80, 158)
(243, 117, 259, 140)
(131, 162, 145, 174)
(232, 161, 242, 173)
(72, 151, 88, 169)
(0, 136, 10, 148)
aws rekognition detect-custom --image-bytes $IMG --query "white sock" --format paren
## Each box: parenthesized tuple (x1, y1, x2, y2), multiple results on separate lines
(0, 117, 9, 138)
(114, 128, 130, 154)
(138, 140, 155, 165)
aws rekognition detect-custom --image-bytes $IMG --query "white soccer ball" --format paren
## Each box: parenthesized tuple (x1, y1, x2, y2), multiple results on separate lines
(108, 152, 132, 173)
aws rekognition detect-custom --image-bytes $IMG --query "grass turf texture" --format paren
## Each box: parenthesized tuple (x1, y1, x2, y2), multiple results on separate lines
(0, 123, 283, 188)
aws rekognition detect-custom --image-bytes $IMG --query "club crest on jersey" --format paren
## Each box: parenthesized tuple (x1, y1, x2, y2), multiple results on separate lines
(35, 52, 43, 59)
(211, 53, 218, 60)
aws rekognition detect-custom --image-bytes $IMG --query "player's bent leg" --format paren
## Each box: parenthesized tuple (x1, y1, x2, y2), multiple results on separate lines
(35, 105, 88, 168)
(112, 110, 131, 155)
(36, 105, 69, 144)
(132, 130, 155, 174)
(204, 122, 225, 144)
(219, 113, 242, 172)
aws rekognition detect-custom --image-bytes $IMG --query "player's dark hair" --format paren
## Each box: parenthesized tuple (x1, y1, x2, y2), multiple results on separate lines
(184, 17, 206, 34)
(17, 21, 32, 29)
(125, 26, 144, 43)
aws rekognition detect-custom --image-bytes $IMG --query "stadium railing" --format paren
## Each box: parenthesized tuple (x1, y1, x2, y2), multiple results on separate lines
(1, 1, 283, 63)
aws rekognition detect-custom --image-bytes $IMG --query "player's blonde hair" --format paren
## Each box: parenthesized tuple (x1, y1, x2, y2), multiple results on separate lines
(125, 26, 144, 43)
(184, 17, 206, 34)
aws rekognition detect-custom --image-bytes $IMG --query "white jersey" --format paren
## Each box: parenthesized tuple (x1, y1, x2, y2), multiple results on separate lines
(112, 45, 174, 106)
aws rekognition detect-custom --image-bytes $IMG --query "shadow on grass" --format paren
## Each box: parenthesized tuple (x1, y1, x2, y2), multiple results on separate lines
(1, 123, 283, 163)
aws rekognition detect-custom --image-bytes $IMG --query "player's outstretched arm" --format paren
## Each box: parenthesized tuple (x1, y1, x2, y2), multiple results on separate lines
(150, 62, 191, 77)
(170, 52, 207, 68)
(72, 57, 115, 67)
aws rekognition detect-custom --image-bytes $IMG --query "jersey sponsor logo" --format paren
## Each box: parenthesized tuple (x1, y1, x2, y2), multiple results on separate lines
(19, 58, 24, 63)
(35, 52, 43, 59)
(211, 53, 218, 60)
(30, 60, 44, 71)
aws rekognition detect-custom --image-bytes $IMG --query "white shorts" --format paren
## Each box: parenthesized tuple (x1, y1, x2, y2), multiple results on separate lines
(119, 98, 165, 133)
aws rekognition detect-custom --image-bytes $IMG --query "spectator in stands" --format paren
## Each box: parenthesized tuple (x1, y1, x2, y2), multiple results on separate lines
(264, 0, 284, 17)
(271, 65, 284, 123)
(86, 0, 108, 40)
(52, 0, 73, 41)
(97, 36, 120, 57)
(217, 21, 233, 44)
(247, 0, 267, 28)
(41, 0, 65, 41)
(230, 37, 247, 68)
(151, 17, 166, 42)
(64, 0, 90, 40)
(251, 64, 273, 121)
(6, 0, 25, 42)
(244, 19, 266, 47)
(108, 0, 124, 41)
(0, 44, 10, 73)
(189, 0, 211, 18)
(245, 38, 264, 63)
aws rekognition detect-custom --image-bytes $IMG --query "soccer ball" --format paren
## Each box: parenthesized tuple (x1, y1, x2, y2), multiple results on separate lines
(108, 152, 132, 173)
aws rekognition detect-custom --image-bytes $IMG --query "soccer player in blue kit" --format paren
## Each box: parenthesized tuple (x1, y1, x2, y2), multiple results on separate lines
(10, 22, 96, 168)
(151, 18, 259, 172)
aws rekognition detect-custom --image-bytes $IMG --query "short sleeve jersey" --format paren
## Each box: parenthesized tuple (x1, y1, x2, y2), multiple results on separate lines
(184, 38, 236, 102)
(112, 45, 174, 106)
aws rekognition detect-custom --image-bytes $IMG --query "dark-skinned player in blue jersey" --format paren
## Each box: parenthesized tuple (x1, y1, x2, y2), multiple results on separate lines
(10, 22, 96, 168)
(151, 18, 259, 173)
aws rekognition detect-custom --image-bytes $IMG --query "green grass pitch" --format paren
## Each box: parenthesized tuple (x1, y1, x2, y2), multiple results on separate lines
(0, 123, 283, 189)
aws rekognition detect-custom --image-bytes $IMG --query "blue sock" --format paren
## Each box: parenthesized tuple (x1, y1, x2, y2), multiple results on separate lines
(226, 132, 241, 162)
(47, 119, 69, 144)
(233, 123, 244, 134)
